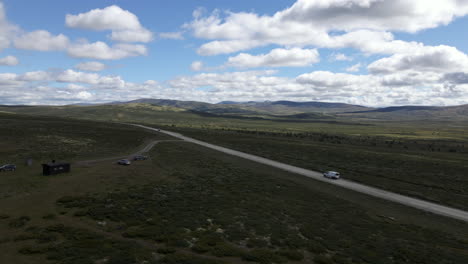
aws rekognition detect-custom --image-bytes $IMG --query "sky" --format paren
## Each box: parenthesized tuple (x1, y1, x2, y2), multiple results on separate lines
(1, 0, 468, 106)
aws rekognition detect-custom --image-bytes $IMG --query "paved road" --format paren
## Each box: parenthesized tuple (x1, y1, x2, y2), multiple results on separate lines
(130, 124, 468, 223)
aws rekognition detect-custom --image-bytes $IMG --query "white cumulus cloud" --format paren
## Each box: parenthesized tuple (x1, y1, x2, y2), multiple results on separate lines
(186, 0, 468, 55)
(368, 45, 468, 74)
(66, 5, 141, 31)
(110, 28, 153, 43)
(331, 53, 353, 61)
(346, 63, 362, 72)
(68, 41, 147, 60)
(66, 5, 153, 43)
(0, 55, 19, 66)
(226, 48, 320, 68)
(191, 61, 204, 71)
(159, 32, 184, 40)
(75, 61, 107, 72)
(14, 30, 69, 51)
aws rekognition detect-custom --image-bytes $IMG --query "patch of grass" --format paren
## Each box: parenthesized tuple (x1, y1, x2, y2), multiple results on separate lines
(8, 216, 31, 228)
(277, 249, 304, 261)
(16, 225, 155, 264)
(172, 127, 468, 210)
(51, 142, 468, 264)
(0, 213, 10, 219)
(0, 112, 172, 164)
(42, 213, 57, 220)
(241, 249, 285, 263)
(1, 115, 468, 264)
(157, 247, 177, 254)
(161, 252, 228, 264)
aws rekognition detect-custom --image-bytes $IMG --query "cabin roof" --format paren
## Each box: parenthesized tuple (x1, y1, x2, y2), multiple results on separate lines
(42, 162, 70, 167)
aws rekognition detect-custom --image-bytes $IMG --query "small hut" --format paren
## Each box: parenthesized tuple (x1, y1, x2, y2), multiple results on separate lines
(42, 161, 71, 176)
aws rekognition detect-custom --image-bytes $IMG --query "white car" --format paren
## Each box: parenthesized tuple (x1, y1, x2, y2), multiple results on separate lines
(323, 171, 340, 180)
(117, 159, 131, 166)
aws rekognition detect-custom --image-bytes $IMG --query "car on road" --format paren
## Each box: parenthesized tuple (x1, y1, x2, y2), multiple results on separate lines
(323, 171, 340, 180)
(0, 164, 16, 172)
(133, 155, 148, 161)
(117, 159, 131, 166)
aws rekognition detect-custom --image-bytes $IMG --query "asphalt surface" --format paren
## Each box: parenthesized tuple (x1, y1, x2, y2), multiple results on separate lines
(130, 124, 468, 223)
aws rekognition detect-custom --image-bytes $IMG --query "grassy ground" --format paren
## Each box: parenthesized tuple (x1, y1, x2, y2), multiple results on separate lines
(1, 137, 467, 264)
(0, 112, 173, 164)
(0, 113, 173, 199)
(2, 108, 467, 209)
(1, 112, 468, 263)
(3, 105, 468, 141)
(167, 127, 468, 211)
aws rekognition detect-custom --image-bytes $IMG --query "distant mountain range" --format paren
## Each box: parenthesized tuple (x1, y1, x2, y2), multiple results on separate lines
(340, 104, 468, 120)
(114, 98, 373, 115)
(1, 98, 468, 121)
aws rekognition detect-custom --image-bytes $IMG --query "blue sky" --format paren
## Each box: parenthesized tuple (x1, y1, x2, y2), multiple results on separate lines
(1, 0, 468, 106)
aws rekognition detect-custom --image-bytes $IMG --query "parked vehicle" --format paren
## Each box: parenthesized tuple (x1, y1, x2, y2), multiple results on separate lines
(117, 159, 131, 166)
(323, 171, 340, 180)
(133, 155, 148, 161)
(0, 164, 16, 172)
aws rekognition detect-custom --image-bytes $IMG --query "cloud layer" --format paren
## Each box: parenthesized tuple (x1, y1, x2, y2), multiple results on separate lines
(75, 61, 107, 72)
(0, 55, 18, 65)
(187, 0, 468, 56)
(1, 4, 152, 61)
(226, 48, 319, 68)
(66, 5, 153, 43)
(1, 1, 468, 107)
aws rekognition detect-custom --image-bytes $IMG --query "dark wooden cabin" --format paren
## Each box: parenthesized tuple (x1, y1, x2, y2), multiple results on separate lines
(42, 161, 71, 176)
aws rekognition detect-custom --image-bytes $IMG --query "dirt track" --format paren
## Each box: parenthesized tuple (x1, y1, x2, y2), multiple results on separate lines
(74, 140, 180, 166)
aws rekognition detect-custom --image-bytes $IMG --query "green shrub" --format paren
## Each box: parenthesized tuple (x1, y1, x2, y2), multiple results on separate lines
(157, 247, 176, 254)
(42, 213, 56, 220)
(57, 196, 95, 208)
(242, 249, 284, 264)
(314, 254, 334, 264)
(14, 233, 37, 241)
(246, 237, 269, 248)
(210, 242, 244, 257)
(191, 242, 210, 254)
(19, 246, 48, 255)
(308, 240, 327, 254)
(36, 232, 58, 243)
(45, 224, 66, 233)
(167, 238, 190, 248)
(107, 252, 137, 264)
(162, 252, 227, 264)
(0, 213, 10, 219)
(277, 249, 304, 261)
(8, 216, 30, 228)
(73, 210, 88, 217)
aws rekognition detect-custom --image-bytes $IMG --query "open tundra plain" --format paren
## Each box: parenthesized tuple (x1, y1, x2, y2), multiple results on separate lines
(1, 105, 468, 264)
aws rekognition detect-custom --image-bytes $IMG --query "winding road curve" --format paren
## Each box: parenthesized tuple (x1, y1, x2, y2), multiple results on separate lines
(130, 124, 468, 223)
(74, 140, 180, 166)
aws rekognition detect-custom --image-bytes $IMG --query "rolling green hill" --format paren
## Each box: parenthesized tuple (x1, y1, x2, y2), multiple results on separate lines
(341, 104, 468, 121)
(5, 98, 468, 122)
(120, 98, 373, 115)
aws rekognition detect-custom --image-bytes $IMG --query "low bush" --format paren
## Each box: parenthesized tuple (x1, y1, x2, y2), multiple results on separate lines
(314, 254, 334, 264)
(157, 247, 176, 254)
(8, 216, 30, 228)
(0, 213, 10, 219)
(277, 249, 304, 261)
(19, 246, 48, 255)
(162, 252, 228, 264)
(242, 249, 284, 264)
